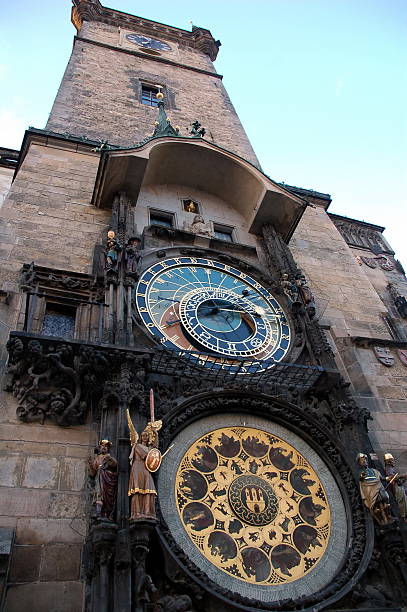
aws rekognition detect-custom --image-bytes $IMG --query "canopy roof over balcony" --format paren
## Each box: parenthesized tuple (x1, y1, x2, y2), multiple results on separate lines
(92, 136, 306, 241)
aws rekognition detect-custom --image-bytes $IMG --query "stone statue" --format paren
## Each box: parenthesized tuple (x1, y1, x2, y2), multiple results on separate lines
(357, 453, 391, 525)
(295, 273, 316, 319)
(127, 409, 163, 520)
(388, 283, 407, 318)
(384, 453, 407, 521)
(185, 214, 213, 237)
(125, 236, 141, 276)
(88, 439, 118, 520)
(190, 120, 206, 137)
(105, 230, 122, 270)
(280, 273, 299, 305)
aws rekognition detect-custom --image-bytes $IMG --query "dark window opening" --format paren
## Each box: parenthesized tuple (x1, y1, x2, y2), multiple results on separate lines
(42, 303, 76, 339)
(141, 85, 159, 107)
(182, 199, 200, 214)
(150, 210, 174, 228)
(213, 223, 234, 242)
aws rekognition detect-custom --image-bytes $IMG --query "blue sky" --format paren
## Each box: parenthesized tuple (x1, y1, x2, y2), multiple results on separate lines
(1, 0, 406, 266)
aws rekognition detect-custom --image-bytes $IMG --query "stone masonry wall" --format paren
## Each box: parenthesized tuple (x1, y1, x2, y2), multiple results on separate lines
(290, 205, 407, 471)
(46, 28, 259, 166)
(1, 389, 95, 611)
(0, 142, 110, 289)
(290, 205, 390, 339)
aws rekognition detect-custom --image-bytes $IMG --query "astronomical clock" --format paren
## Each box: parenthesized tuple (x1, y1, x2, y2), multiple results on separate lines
(158, 415, 347, 605)
(136, 256, 291, 373)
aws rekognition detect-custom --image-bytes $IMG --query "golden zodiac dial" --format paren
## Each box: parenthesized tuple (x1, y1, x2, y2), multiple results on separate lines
(175, 427, 331, 585)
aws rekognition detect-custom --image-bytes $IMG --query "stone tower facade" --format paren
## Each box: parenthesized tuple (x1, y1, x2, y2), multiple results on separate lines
(0, 1, 406, 611)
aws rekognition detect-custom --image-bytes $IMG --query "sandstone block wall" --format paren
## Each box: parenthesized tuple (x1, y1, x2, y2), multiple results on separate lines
(290, 205, 407, 470)
(0, 390, 95, 611)
(290, 205, 390, 339)
(46, 22, 259, 166)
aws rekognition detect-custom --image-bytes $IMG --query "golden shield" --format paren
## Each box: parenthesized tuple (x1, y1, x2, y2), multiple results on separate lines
(146, 448, 162, 472)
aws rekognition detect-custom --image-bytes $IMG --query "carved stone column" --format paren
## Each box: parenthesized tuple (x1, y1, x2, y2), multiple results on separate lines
(130, 520, 157, 612)
(91, 521, 118, 612)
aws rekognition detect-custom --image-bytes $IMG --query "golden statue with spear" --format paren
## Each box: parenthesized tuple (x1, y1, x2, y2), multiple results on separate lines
(126, 389, 172, 520)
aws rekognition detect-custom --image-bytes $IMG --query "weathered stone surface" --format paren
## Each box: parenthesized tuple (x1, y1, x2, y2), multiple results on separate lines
(16, 518, 86, 545)
(47, 492, 84, 519)
(40, 544, 81, 581)
(4, 581, 83, 612)
(9, 545, 42, 582)
(21, 456, 60, 489)
(59, 458, 86, 492)
(0, 455, 24, 487)
(0, 488, 50, 518)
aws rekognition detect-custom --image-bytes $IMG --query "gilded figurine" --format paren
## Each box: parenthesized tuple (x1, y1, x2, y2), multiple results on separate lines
(127, 401, 163, 521)
(88, 439, 118, 520)
(357, 453, 391, 525)
(105, 230, 122, 270)
(384, 453, 407, 522)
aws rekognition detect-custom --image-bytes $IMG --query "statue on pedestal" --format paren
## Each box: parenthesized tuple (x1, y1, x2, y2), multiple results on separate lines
(124, 236, 141, 277)
(127, 390, 163, 521)
(357, 453, 391, 525)
(105, 230, 122, 270)
(88, 439, 118, 520)
(384, 452, 407, 522)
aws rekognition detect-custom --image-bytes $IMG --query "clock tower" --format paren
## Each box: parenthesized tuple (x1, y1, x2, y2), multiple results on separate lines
(1, 1, 406, 611)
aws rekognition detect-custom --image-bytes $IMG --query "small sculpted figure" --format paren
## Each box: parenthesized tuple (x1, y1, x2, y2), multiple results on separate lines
(357, 453, 391, 525)
(88, 439, 118, 520)
(384, 452, 407, 521)
(185, 214, 213, 237)
(125, 236, 141, 276)
(280, 273, 299, 305)
(105, 230, 122, 270)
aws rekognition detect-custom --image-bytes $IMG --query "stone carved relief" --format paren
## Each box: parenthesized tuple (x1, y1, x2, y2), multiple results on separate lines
(361, 255, 395, 271)
(183, 215, 213, 237)
(4, 335, 151, 426)
(373, 346, 395, 367)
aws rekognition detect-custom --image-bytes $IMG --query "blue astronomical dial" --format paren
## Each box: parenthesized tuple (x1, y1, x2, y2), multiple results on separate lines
(135, 257, 291, 373)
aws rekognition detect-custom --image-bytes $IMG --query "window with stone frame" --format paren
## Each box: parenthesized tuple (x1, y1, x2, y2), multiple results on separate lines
(149, 209, 175, 228)
(141, 84, 159, 107)
(213, 223, 234, 242)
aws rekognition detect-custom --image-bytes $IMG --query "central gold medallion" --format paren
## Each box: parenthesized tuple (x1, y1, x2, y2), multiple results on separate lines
(228, 475, 279, 526)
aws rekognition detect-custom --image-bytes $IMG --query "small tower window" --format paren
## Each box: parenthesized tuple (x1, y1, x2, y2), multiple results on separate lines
(213, 223, 234, 242)
(42, 303, 76, 339)
(149, 209, 174, 228)
(141, 85, 159, 107)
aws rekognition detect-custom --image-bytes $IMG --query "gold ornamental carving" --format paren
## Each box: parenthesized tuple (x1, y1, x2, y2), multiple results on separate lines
(175, 427, 331, 585)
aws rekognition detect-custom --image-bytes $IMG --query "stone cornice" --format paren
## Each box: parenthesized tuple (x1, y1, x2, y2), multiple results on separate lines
(329, 212, 385, 233)
(351, 336, 407, 349)
(74, 36, 222, 79)
(71, 0, 221, 61)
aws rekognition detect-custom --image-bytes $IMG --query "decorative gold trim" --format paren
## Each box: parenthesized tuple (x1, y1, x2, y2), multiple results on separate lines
(128, 487, 157, 496)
